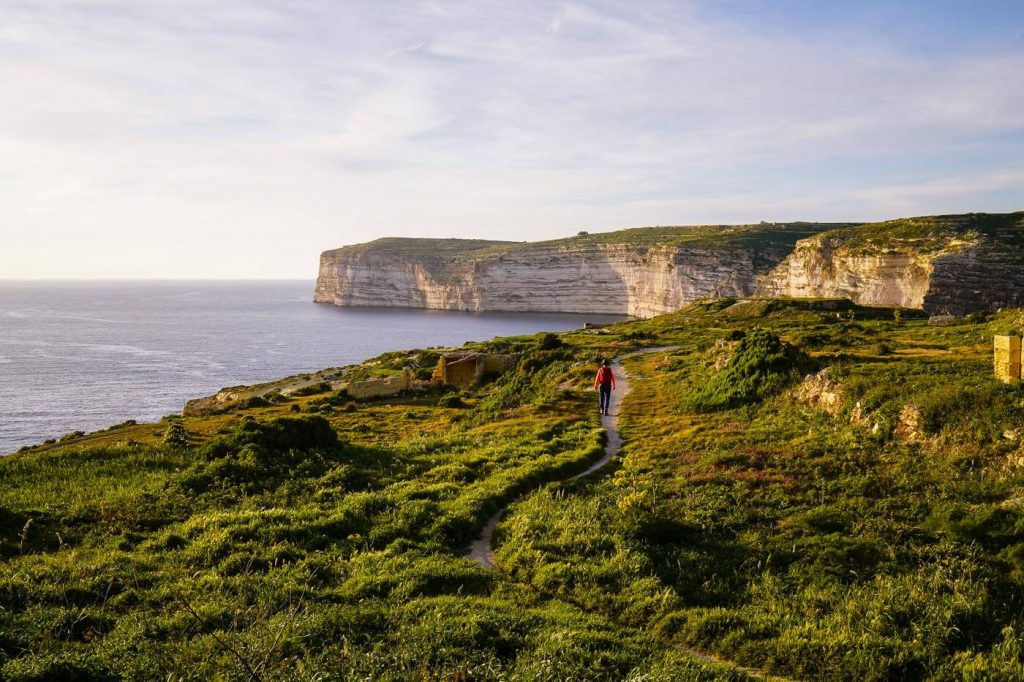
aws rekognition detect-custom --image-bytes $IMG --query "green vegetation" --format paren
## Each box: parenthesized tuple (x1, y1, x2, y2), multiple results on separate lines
(331, 213, 1024, 276)
(809, 211, 1024, 256)
(681, 330, 815, 412)
(5, 301, 1024, 678)
(338, 222, 853, 264)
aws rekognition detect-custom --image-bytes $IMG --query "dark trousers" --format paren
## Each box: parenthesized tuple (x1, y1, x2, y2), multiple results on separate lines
(599, 384, 612, 414)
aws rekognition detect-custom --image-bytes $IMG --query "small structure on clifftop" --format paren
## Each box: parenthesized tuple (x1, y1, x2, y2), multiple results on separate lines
(994, 335, 1022, 384)
(432, 352, 519, 389)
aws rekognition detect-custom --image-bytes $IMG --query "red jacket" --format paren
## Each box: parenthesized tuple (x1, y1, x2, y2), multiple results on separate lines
(594, 366, 615, 389)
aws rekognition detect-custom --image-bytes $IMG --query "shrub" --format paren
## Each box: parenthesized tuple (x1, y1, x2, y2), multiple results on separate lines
(682, 331, 816, 412)
(438, 393, 466, 409)
(291, 382, 332, 397)
(237, 395, 271, 410)
(161, 421, 189, 448)
(537, 333, 563, 350)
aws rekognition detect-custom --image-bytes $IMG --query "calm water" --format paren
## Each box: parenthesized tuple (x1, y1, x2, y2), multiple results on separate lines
(0, 281, 624, 454)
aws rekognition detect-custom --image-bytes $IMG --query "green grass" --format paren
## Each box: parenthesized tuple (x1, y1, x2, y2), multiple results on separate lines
(328, 213, 1024, 269)
(492, 304, 1024, 680)
(5, 303, 1024, 678)
(805, 211, 1024, 257)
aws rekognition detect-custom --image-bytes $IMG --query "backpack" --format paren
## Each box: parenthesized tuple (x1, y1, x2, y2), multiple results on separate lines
(597, 366, 613, 385)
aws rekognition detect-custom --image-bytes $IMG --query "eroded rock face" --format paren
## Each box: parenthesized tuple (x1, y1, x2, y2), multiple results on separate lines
(755, 236, 936, 309)
(923, 248, 1024, 315)
(314, 213, 1024, 318)
(314, 242, 786, 318)
(755, 214, 1024, 315)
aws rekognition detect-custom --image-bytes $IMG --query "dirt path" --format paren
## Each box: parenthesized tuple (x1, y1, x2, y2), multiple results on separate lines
(467, 347, 669, 569)
(464, 346, 787, 681)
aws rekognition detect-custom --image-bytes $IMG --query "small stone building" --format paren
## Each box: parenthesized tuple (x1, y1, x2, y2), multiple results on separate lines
(432, 353, 519, 389)
(994, 335, 1022, 384)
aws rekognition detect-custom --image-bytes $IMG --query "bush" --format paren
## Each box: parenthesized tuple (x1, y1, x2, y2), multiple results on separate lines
(682, 331, 816, 412)
(291, 382, 332, 397)
(537, 333, 563, 350)
(237, 395, 271, 410)
(161, 421, 189, 448)
(438, 393, 467, 409)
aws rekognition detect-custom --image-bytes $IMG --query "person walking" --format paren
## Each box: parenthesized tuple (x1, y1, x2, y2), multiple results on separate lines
(594, 359, 616, 416)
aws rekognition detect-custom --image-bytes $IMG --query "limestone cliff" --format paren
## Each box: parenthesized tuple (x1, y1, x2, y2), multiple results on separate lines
(756, 212, 1024, 315)
(314, 225, 839, 318)
(315, 213, 1024, 318)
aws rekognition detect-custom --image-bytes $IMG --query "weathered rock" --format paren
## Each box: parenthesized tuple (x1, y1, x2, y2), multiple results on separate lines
(794, 369, 845, 415)
(757, 212, 1024, 315)
(315, 212, 1024, 318)
(314, 225, 845, 318)
(895, 404, 925, 442)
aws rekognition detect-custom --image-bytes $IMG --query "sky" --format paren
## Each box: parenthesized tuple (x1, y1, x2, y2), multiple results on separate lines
(1, 0, 1023, 279)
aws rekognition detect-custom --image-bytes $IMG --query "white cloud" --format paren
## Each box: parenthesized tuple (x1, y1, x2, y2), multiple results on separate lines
(0, 0, 1021, 278)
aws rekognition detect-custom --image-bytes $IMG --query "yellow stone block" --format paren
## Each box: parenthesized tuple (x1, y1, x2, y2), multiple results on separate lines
(995, 335, 1022, 384)
(995, 335, 1022, 352)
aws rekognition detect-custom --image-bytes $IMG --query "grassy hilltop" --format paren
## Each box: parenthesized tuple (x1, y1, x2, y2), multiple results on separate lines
(326, 212, 1024, 261)
(4, 301, 1024, 679)
(325, 222, 852, 261)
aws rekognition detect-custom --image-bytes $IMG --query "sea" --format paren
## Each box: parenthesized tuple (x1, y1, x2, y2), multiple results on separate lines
(0, 281, 625, 454)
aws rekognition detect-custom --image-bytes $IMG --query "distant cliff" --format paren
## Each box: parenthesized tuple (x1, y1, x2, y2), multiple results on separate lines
(313, 224, 842, 318)
(314, 213, 1024, 318)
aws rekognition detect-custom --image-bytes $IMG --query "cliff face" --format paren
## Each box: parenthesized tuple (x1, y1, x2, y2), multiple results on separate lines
(755, 236, 940, 309)
(756, 213, 1024, 315)
(314, 226, 833, 318)
(315, 213, 1024, 318)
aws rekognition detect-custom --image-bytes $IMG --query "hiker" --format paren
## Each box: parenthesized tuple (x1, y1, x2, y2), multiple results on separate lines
(594, 359, 616, 416)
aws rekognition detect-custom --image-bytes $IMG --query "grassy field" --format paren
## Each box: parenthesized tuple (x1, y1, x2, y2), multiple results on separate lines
(3, 300, 1024, 679)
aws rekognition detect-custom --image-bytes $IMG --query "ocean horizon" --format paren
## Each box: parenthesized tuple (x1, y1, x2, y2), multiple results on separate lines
(0, 280, 626, 454)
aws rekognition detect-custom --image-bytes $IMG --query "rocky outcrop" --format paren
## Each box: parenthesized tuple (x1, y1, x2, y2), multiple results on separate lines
(922, 248, 1024, 315)
(755, 236, 937, 309)
(756, 213, 1024, 315)
(315, 213, 1024, 318)
(794, 368, 845, 416)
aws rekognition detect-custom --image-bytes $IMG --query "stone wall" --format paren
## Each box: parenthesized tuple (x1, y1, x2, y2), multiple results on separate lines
(341, 370, 412, 399)
(442, 356, 479, 389)
(433, 353, 519, 389)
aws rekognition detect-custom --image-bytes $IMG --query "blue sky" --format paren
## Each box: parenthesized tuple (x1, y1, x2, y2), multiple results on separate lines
(1, 0, 1022, 278)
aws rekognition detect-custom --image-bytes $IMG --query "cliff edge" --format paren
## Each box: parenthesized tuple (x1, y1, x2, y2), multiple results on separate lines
(313, 224, 844, 318)
(757, 212, 1024, 315)
(315, 212, 1024, 318)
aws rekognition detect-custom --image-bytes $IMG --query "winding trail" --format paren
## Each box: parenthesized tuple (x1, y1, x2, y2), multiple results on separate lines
(467, 347, 668, 569)
(464, 346, 786, 681)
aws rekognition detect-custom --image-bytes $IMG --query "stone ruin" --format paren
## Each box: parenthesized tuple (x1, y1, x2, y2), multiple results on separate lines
(432, 352, 519, 389)
(337, 369, 413, 399)
(995, 335, 1023, 384)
